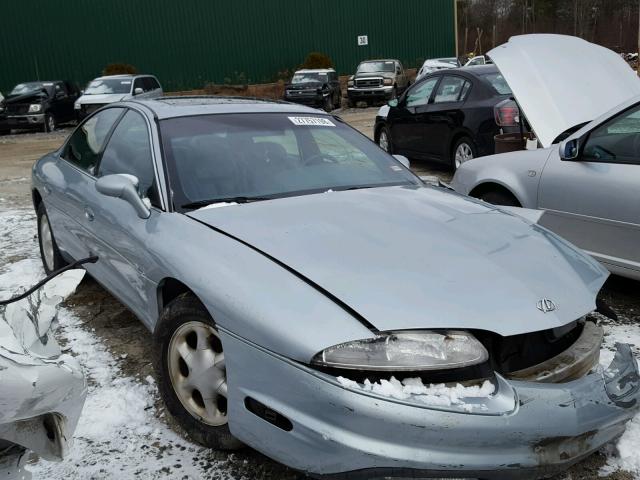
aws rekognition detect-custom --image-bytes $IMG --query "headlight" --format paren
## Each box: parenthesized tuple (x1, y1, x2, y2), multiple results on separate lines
(74, 103, 81, 110)
(28, 104, 42, 113)
(347, 80, 354, 87)
(383, 78, 393, 86)
(312, 331, 489, 371)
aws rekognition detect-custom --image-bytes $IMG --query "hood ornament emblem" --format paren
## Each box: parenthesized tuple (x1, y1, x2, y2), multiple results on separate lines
(537, 299, 557, 313)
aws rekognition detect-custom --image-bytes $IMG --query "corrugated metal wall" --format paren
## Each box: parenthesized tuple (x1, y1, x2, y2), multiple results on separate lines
(0, 0, 456, 93)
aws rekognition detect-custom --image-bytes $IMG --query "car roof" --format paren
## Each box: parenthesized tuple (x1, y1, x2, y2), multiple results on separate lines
(127, 96, 328, 119)
(94, 74, 155, 80)
(295, 69, 335, 73)
(458, 64, 499, 75)
(359, 59, 398, 63)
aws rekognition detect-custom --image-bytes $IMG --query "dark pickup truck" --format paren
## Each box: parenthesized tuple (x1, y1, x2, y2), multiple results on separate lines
(4, 81, 80, 132)
(283, 69, 341, 112)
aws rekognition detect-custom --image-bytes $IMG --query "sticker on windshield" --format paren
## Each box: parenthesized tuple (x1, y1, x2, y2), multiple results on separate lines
(288, 116, 335, 127)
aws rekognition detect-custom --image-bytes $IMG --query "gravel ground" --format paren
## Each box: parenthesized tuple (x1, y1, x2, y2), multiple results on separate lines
(0, 110, 638, 479)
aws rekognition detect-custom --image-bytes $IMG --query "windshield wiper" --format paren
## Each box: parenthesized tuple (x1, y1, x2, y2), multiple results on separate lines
(181, 196, 272, 210)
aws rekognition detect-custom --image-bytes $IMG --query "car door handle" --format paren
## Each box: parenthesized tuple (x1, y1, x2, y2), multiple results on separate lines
(84, 207, 95, 222)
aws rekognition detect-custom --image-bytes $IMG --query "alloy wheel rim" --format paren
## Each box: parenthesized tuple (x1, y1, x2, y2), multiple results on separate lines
(47, 116, 55, 132)
(39, 214, 55, 271)
(168, 321, 228, 426)
(455, 143, 473, 168)
(379, 131, 389, 152)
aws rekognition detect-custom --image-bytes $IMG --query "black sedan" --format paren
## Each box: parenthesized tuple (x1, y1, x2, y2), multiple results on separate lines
(374, 65, 517, 170)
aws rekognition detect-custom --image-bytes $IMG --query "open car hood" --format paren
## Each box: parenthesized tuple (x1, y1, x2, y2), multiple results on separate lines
(488, 34, 640, 148)
(188, 186, 608, 337)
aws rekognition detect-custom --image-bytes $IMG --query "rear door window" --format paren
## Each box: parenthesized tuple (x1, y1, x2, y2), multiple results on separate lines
(433, 76, 467, 103)
(482, 73, 512, 95)
(62, 108, 123, 173)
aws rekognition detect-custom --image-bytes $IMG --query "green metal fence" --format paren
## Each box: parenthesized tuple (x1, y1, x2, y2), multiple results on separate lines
(0, 0, 456, 93)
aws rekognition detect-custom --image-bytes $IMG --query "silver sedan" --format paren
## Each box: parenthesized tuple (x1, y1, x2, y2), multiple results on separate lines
(31, 97, 639, 479)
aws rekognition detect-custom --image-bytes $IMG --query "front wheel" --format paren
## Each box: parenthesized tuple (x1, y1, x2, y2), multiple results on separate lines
(377, 126, 393, 154)
(44, 113, 56, 133)
(478, 190, 520, 207)
(37, 203, 67, 274)
(452, 137, 476, 171)
(154, 293, 243, 450)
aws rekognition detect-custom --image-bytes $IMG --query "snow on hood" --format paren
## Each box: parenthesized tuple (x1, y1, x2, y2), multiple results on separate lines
(488, 34, 640, 148)
(188, 186, 608, 337)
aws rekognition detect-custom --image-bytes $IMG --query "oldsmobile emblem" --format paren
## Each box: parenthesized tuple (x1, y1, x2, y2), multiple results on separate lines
(537, 299, 556, 313)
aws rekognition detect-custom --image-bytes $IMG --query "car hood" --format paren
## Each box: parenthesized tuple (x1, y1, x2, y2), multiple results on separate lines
(488, 34, 640, 148)
(76, 93, 129, 104)
(354, 72, 395, 79)
(5, 92, 48, 105)
(187, 186, 607, 337)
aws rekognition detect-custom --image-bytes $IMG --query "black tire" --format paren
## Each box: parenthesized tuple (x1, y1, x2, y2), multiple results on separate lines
(323, 95, 332, 112)
(333, 92, 341, 109)
(478, 190, 520, 207)
(153, 293, 243, 451)
(451, 136, 476, 171)
(44, 113, 56, 133)
(36, 202, 67, 274)
(377, 125, 393, 154)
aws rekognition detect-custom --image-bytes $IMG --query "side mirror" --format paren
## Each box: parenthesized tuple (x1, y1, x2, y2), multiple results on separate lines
(95, 174, 151, 219)
(134, 87, 144, 95)
(393, 154, 410, 168)
(559, 138, 580, 161)
(388, 99, 398, 107)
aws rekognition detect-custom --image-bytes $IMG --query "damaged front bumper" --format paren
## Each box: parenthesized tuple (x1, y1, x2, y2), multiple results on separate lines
(222, 331, 639, 479)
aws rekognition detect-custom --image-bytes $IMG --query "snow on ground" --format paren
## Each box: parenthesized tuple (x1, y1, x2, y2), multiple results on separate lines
(0, 209, 236, 479)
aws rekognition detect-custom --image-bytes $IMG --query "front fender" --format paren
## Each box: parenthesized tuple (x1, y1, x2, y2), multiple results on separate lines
(450, 147, 556, 208)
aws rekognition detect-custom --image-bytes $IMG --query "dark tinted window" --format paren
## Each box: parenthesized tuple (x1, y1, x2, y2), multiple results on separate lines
(133, 78, 144, 93)
(148, 77, 161, 90)
(583, 104, 640, 165)
(433, 76, 467, 103)
(63, 108, 123, 173)
(98, 110, 158, 203)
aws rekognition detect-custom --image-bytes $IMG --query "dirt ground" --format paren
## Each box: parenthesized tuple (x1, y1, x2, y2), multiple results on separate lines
(0, 109, 638, 480)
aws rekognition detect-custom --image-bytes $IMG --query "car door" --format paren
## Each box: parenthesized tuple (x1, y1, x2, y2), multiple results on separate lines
(46, 107, 125, 261)
(148, 76, 163, 98)
(422, 75, 471, 160)
(54, 82, 75, 122)
(388, 76, 439, 156)
(83, 108, 164, 322)
(538, 103, 640, 276)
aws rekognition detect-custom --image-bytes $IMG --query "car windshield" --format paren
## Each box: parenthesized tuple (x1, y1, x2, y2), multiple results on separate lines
(436, 58, 459, 66)
(291, 72, 328, 84)
(357, 61, 395, 74)
(482, 72, 512, 95)
(160, 113, 420, 210)
(84, 78, 133, 95)
(9, 82, 52, 97)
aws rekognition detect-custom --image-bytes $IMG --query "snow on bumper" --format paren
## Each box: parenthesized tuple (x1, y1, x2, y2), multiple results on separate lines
(0, 270, 87, 462)
(222, 331, 639, 479)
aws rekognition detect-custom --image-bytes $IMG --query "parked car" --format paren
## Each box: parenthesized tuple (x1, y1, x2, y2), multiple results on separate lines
(4, 81, 80, 132)
(415, 57, 461, 81)
(0, 92, 9, 135)
(347, 59, 409, 106)
(452, 34, 640, 281)
(0, 269, 86, 478)
(465, 55, 491, 66)
(374, 64, 517, 170)
(283, 69, 341, 111)
(32, 96, 639, 479)
(75, 74, 163, 119)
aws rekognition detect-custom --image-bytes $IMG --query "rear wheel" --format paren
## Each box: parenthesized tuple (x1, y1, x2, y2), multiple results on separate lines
(154, 294, 242, 450)
(452, 136, 475, 170)
(37, 203, 67, 274)
(478, 190, 520, 207)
